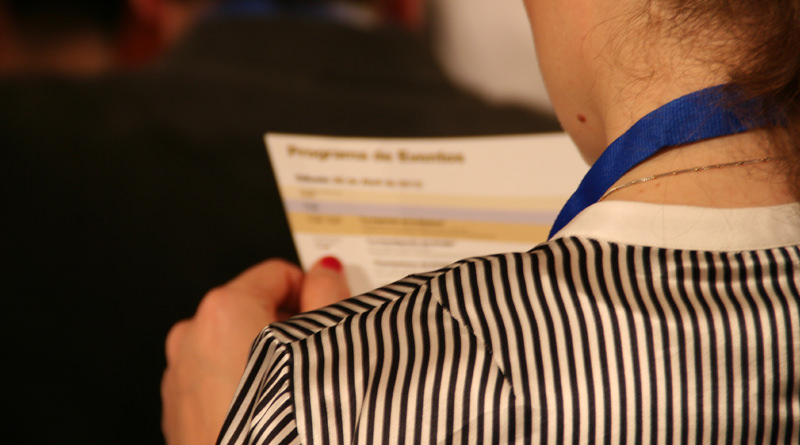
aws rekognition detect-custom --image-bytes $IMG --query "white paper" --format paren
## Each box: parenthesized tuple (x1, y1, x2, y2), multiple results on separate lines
(266, 133, 588, 295)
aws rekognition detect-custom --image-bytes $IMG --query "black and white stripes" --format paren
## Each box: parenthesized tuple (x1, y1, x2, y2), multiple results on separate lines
(219, 238, 800, 444)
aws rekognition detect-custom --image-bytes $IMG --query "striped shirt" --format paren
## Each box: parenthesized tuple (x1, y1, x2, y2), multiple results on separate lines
(219, 202, 800, 444)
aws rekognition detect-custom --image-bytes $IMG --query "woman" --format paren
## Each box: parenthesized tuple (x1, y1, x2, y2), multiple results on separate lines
(162, 0, 800, 443)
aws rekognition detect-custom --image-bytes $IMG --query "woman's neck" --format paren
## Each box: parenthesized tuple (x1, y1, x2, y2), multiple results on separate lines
(602, 130, 795, 207)
(585, 25, 794, 207)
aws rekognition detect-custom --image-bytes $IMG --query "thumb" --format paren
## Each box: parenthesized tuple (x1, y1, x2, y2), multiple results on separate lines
(299, 256, 351, 313)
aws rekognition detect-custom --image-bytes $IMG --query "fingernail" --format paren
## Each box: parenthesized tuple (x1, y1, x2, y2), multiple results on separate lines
(318, 256, 343, 273)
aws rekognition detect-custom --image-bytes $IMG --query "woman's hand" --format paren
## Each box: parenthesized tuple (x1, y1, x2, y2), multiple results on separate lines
(161, 257, 349, 445)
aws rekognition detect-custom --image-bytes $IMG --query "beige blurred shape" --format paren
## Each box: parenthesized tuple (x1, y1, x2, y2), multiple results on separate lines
(428, 0, 553, 113)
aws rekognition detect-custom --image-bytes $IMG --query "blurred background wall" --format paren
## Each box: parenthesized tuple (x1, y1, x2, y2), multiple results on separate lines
(427, 0, 553, 112)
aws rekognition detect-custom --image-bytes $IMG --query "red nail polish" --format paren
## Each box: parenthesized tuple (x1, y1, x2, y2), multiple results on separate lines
(319, 256, 343, 273)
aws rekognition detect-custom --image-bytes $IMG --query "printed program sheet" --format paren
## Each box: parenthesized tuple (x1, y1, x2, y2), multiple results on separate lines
(266, 133, 588, 295)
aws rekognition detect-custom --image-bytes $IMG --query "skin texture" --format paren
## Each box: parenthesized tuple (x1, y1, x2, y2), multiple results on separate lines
(522, 0, 795, 206)
(161, 258, 350, 445)
(523, 0, 604, 161)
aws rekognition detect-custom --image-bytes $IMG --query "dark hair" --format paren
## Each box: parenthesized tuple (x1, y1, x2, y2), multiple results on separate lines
(652, 0, 800, 196)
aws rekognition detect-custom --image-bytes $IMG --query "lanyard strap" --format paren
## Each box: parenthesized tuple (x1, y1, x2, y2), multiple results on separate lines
(548, 85, 765, 238)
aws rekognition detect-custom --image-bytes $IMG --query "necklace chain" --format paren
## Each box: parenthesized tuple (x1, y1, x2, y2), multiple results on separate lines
(599, 157, 777, 201)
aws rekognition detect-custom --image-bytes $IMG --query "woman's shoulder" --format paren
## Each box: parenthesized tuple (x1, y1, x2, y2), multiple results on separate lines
(262, 234, 800, 348)
(259, 247, 562, 346)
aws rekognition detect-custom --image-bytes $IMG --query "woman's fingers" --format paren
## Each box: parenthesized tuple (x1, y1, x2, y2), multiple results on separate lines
(299, 256, 352, 313)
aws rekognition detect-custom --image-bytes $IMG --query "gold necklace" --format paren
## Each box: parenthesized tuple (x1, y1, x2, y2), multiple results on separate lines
(599, 157, 777, 201)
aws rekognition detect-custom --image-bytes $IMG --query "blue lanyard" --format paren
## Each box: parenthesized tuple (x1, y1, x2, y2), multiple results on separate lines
(548, 85, 766, 238)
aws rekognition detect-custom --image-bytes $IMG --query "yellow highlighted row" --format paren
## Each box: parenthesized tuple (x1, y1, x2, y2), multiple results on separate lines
(288, 212, 552, 244)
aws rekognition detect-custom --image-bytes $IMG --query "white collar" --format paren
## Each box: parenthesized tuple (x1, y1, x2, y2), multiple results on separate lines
(554, 201, 800, 251)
